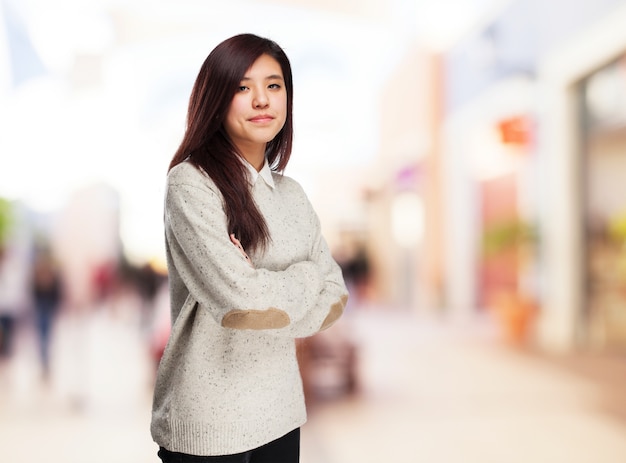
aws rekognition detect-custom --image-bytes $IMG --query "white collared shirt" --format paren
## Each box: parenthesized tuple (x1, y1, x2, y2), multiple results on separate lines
(244, 158, 275, 189)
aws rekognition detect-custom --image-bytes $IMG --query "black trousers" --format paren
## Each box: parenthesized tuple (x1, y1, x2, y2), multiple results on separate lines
(157, 428, 300, 463)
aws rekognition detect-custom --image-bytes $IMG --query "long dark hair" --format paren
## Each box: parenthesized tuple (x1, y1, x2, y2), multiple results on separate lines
(169, 33, 294, 253)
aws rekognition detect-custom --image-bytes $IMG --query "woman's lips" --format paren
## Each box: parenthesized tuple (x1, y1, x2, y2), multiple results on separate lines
(249, 115, 274, 123)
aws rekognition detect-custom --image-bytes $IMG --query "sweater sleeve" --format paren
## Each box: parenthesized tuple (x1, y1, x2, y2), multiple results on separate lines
(266, 200, 348, 339)
(165, 179, 324, 330)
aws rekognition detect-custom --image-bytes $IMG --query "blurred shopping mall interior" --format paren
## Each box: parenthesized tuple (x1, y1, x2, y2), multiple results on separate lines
(1, 0, 626, 462)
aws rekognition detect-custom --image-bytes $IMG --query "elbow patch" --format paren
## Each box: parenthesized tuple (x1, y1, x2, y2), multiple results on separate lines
(222, 308, 290, 330)
(320, 294, 348, 331)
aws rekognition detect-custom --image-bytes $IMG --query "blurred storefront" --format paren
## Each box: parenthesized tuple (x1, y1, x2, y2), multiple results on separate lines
(579, 53, 626, 350)
(441, 0, 626, 351)
(351, 43, 445, 313)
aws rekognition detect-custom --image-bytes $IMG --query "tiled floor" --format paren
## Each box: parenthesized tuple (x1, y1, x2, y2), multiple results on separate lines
(1, 301, 625, 463)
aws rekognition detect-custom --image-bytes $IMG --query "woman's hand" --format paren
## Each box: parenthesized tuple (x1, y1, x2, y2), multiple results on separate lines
(230, 234, 254, 268)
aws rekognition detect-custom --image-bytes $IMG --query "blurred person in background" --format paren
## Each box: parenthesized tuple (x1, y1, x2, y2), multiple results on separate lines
(150, 33, 349, 463)
(0, 255, 20, 358)
(340, 244, 371, 308)
(30, 244, 63, 379)
(0, 199, 30, 360)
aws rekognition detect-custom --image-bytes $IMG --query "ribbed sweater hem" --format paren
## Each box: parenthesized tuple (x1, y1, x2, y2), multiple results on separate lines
(154, 413, 307, 456)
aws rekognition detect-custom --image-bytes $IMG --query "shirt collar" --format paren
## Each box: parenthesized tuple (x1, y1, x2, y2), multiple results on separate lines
(244, 158, 275, 189)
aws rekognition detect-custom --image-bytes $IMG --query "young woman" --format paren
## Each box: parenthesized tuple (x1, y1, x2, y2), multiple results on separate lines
(151, 33, 349, 462)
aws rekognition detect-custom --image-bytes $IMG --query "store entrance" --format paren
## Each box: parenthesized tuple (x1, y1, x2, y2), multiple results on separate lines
(581, 54, 626, 350)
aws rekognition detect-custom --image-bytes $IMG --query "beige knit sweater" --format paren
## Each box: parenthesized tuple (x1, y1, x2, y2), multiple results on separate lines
(150, 161, 348, 456)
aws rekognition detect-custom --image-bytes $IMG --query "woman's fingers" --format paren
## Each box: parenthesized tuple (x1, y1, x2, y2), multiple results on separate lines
(230, 234, 253, 268)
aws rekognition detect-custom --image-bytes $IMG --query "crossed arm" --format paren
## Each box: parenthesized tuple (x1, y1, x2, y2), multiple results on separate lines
(166, 179, 348, 338)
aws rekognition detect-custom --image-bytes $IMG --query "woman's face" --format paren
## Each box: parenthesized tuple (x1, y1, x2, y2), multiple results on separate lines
(225, 54, 287, 157)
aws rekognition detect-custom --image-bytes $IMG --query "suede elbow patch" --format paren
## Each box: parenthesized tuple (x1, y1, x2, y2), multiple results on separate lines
(320, 294, 348, 331)
(222, 308, 290, 330)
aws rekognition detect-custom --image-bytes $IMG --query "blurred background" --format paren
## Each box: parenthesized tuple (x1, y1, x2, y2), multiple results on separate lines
(1, 0, 626, 461)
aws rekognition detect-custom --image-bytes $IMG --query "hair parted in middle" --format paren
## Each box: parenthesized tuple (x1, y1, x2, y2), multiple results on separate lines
(169, 33, 294, 253)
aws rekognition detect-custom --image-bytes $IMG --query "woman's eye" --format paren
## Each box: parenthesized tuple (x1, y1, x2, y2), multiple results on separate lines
(238, 86, 248, 92)
(268, 83, 281, 89)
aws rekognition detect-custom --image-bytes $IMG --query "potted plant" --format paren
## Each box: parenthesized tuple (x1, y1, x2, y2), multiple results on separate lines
(481, 217, 539, 344)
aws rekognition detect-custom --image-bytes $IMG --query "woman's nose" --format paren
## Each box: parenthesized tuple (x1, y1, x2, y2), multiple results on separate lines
(253, 90, 269, 108)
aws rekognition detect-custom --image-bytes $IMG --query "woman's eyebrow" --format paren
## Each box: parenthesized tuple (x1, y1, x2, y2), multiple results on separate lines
(240, 74, 284, 81)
